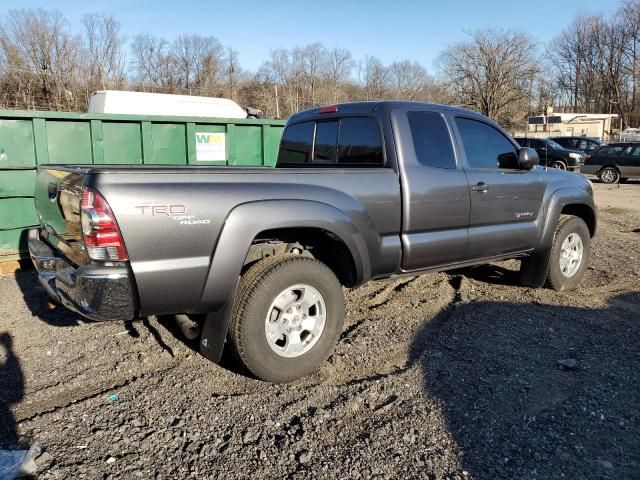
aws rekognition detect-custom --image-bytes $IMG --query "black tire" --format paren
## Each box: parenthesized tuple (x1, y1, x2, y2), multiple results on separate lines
(598, 166, 620, 184)
(546, 216, 591, 291)
(551, 159, 567, 170)
(228, 254, 345, 383)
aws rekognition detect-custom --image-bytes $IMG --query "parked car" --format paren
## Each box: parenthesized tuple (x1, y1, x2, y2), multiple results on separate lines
(581, 142, 640, 184)
(29, 101, 597, 382)
(514, 137, 584, 171)
(550, 136, 603, 154)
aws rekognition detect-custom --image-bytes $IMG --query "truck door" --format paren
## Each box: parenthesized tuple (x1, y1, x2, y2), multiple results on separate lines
(451, 115, 544, 259)
(392, 108, 471, 270)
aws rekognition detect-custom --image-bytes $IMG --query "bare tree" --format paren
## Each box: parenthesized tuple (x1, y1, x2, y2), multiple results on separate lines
(360, 56, 389, 100)
(172, 34, 224, 94)
(388, 60, 429, 100)
(300, 43, 327, 106)
(440, 29, 539, 124)
(224, 47, 241, 100)
(327, 47, 353, 103)
(620, 0, 640, 126)
(0, 9, 81, 109)
(547, 8, 635, 128)
(81, 13, 126, 90)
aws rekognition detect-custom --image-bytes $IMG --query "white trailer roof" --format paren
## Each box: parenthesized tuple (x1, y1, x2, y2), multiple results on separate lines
(88, 90, 247, 119)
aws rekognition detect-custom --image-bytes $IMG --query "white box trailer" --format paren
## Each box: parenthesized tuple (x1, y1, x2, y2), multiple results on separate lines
(88, 90, 248, 119)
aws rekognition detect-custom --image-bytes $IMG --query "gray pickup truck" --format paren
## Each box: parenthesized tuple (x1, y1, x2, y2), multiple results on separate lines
(29, 101, 597, 382)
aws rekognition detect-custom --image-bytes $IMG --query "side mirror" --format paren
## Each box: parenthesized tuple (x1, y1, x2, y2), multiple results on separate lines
(518, 147, 539, 170)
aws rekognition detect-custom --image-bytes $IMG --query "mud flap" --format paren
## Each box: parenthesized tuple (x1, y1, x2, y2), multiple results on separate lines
(519, 247, 551, 288)
(199, 281, 238, 363)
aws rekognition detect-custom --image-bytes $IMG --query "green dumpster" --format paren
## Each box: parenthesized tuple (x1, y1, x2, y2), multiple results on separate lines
(0, 110, 285, 261)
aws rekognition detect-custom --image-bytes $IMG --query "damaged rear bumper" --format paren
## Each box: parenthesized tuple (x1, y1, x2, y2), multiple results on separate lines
(28, 229, 136, 321)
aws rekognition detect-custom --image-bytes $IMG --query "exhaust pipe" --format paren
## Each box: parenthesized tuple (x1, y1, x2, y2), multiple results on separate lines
(175, 314, 199, 340)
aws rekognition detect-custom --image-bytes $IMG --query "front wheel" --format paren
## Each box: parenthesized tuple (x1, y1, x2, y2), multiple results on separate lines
(228, 254, 345, 382)
(599, 167, 620, 184)
(551, 159, 567, 170)
(546, 216, 591, 291)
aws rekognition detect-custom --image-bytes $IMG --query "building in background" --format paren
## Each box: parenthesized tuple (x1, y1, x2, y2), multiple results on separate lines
(524, 107, 619, 140)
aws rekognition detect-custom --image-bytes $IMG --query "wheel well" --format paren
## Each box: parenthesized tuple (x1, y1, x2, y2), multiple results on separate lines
(551, 157, 567, 165)
(245, 228, 357, 287)
(561, 204, 596, 237)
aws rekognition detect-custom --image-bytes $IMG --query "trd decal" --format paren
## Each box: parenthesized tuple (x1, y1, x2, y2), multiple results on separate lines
(134, 203, 210, 225)
(135, 204, 186, 217)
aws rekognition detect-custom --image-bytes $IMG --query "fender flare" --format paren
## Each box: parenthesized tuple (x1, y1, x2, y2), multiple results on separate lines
(522, 187, 596, 288)
(198, 199, 369, 362)
(539, 187, 596, 250)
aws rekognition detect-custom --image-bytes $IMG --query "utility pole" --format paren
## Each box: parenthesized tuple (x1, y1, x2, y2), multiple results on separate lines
(274, 83, 280, 119)
(608, 100, 618, 141)
(608, 100, 613, 141)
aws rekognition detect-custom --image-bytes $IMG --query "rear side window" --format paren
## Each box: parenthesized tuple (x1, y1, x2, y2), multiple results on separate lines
(408, 111, 456, 169)
(455, 117, 519, 169)
(278, 117, 384, 166)
(337, 118, 384, 165)
(277, 122, 314, 164)
(314, 121, 339, 162)
(515, 138, 528, 147)
(597, 146, 624, 156)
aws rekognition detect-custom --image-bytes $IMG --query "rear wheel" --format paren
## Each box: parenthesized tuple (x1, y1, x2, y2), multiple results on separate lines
(599, 166, 620, 184)
(551, 159, 567, 170)
(546, 216, 591, 291)
(228, 254, 345, 382)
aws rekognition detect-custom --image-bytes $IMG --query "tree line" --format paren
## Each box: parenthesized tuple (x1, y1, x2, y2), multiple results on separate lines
(0, 2, 638, 129)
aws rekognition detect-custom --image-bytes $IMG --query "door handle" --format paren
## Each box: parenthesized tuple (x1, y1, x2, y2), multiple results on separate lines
(472, 182, 488, 193)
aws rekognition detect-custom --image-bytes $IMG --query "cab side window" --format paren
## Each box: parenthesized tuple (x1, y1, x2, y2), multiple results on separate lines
(455, 117, 519, 169)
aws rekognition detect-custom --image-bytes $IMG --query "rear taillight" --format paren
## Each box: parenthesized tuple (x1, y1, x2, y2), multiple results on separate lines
(81, 188, 128, 261)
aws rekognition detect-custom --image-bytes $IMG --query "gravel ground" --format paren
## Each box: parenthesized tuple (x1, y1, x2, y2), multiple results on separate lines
(1, 181, 639, 480)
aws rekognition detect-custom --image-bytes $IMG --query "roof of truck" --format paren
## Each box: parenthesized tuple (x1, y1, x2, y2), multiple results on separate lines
(288, 101, 480, 124)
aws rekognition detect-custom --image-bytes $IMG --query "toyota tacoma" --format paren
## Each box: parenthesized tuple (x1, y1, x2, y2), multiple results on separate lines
(29, 101, 597, 382)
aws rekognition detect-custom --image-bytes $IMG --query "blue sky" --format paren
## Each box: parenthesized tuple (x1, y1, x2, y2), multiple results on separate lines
(0, 0, 615, 72)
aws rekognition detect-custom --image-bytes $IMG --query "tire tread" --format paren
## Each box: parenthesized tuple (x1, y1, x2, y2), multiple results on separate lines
(546, 215, 590, 291)
(229, 254, 342, 382)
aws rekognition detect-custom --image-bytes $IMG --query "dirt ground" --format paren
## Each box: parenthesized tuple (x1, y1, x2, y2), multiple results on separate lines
(0, 181, 638, 480)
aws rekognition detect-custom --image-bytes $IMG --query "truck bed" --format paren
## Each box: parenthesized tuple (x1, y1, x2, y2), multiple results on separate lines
(35, 164, 402, 316)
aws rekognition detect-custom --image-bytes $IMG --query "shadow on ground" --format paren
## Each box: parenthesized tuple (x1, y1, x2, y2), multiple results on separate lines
(13, 267, 184, 357)
(0, 332, 24, 450)
(450, 263, 521, 286)
(13, 268, 84, 327)
(410, 292, 640, 479)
